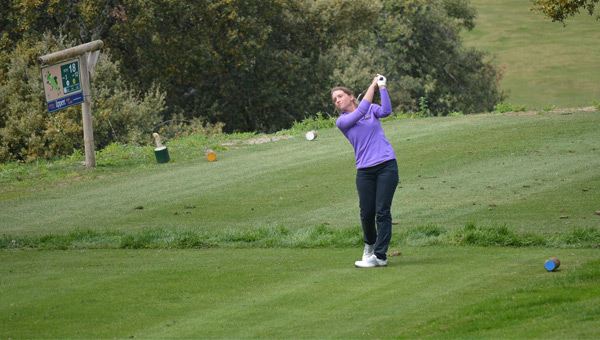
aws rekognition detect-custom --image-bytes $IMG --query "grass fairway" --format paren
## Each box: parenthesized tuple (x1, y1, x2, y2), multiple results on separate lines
(463, 0, 600, 109)
(2, 112, 598, 237)
(1, 247, 599, 338)
(1, 112, 599, 338)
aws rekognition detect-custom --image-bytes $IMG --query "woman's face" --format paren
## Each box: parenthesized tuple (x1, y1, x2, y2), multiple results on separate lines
(332, 89, 355, 112)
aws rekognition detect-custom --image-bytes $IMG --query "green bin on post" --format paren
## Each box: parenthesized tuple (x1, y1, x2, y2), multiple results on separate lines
(152, 133, 170, 164)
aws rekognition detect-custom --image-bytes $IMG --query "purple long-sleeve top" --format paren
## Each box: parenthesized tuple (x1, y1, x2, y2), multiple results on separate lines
(336, 88, 396, 169)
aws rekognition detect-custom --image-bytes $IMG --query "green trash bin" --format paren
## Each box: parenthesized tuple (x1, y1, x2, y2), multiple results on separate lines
(154, 146, 170, 164)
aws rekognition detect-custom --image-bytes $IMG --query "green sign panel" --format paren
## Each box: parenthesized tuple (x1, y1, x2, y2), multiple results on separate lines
(60, 61, 81, 94)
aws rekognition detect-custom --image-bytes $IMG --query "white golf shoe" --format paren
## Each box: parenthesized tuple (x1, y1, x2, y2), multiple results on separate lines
(362, 244, 375, 262)
(354, 254, 387, 268)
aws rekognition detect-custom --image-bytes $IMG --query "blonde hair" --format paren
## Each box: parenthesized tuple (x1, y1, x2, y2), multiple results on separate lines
(331, 86, 354, 102)
(331, 87, 359, 112)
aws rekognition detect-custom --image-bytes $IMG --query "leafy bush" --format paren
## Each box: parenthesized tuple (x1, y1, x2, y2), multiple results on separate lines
(153, 113, 226, 142)
(493, 102, 527, 113)
(91, 53, 166, 148)
(0, 35, 82, 162)
(416, 97, 432, 117)
(291, 112, 337, 132)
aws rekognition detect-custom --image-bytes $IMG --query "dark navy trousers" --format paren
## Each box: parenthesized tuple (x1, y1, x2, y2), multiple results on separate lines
(355, 159, 399, 260)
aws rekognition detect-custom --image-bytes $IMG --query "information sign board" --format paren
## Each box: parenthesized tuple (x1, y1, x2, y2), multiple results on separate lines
(41, 58, 83, 112)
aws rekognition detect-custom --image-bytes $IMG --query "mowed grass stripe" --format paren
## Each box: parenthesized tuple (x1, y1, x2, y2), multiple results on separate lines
(1, 247, 598, 338)
(388, 113, 600, 232)
(0, 129, 353, 234)
(1, 112, 599, 237)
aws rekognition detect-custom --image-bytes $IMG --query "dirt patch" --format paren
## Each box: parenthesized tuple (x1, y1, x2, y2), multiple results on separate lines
(246, 135, 294, 144)
(506, 106, 596, 115)
(222, 135, 295, 147)
(221, 134, 295, 147)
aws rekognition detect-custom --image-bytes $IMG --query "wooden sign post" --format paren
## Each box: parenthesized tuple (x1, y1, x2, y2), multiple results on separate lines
(39, 40, 104, 168)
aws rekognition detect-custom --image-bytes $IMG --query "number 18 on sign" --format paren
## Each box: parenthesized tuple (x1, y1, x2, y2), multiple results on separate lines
(41, 58, 83, 112)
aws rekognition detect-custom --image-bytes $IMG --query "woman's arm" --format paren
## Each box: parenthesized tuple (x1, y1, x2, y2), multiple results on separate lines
(374, 88, 392, 118)
(336, 100, 370, 131)
(361, 76, 380, 104)
(364, 75, 392, 118)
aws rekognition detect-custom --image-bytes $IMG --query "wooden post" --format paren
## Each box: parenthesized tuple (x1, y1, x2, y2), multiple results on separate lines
(79, 52, 95, 167)
(38, 40, 104, 66)
(39, 40, 103, 168)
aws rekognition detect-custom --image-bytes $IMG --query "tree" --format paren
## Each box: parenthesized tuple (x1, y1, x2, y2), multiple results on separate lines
(104, 0, 381, 132)
(1, 0, 507, 154)
(329, 0, 504, 116)
(530, 0, 600, 23)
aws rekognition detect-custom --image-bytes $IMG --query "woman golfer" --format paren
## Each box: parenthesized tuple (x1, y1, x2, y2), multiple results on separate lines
(332, 75, 399, 268)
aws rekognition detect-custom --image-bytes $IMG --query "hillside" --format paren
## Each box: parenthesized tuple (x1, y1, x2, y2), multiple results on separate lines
(463, 0, 600, 109)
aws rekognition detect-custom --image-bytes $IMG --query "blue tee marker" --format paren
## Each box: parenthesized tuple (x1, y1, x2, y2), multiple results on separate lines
(545, 257, 560, 271)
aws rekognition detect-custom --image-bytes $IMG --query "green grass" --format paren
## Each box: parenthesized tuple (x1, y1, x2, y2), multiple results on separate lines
(2, 112, 598, 237)
(463, 0, 600, 109)
(3, 222, 600, 250)
(1, 247, 599, 338)
(1, 111, 600, 338)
